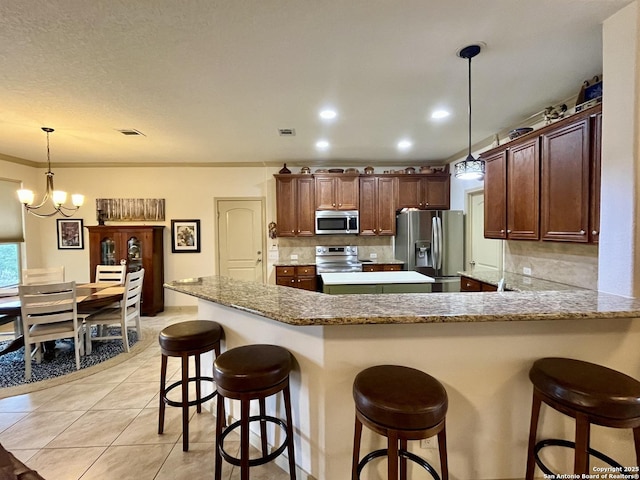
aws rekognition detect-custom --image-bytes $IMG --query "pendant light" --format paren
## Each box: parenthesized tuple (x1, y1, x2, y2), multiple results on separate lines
(454, 44, 485, 180)
(17, 127, 84, 218)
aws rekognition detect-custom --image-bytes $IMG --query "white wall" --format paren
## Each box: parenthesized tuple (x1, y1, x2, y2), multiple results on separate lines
(2, 159, 281, 307)
(598, 1, 639, 297)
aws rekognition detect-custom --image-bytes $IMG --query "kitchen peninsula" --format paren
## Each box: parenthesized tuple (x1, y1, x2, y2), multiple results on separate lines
(165, 276, 640, 479)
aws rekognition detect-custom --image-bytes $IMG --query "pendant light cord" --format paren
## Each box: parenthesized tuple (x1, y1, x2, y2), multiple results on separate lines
(467, 55, 472, 159)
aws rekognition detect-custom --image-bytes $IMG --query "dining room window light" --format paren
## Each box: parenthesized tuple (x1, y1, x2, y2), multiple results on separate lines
(0, 243, 20, 288)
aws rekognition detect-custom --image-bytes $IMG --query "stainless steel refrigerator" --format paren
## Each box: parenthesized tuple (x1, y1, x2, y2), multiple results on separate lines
(395, 210, 465, 292)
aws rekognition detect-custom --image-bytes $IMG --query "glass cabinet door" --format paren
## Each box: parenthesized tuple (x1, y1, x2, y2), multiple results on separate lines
(127, 236, 143, 272)
(100, 237, 117, 265)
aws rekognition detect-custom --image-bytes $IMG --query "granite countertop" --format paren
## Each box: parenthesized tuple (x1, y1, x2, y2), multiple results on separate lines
(164, 275, 640, 326)
(459, 270, 581, 292)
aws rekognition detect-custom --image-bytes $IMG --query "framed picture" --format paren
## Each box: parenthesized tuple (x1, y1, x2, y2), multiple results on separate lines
(171, 219, 201, 253)
(57, 219, 84, 250)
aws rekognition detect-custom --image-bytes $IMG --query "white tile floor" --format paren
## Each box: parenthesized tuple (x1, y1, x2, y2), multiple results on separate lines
(0, 311, 291, 480)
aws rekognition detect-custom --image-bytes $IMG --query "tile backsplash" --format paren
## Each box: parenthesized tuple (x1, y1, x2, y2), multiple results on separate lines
(274, 236, 395, 263)
(504, 241, 598, 289)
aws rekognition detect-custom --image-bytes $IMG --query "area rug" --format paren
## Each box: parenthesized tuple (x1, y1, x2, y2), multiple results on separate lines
(0, 325, 158, 398)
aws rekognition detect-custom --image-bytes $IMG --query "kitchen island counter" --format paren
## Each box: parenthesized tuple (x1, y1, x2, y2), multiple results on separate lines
(164, 275, 640, 479)
(165, 275, 640, 326)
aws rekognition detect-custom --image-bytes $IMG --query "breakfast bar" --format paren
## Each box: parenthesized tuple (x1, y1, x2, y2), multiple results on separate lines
(165, 275, 640, 479)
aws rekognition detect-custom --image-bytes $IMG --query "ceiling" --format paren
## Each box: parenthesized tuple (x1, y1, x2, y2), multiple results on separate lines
(0, 0, 629, 169)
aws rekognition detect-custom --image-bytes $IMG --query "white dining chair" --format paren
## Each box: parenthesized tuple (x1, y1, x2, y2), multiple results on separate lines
(95, 264, 126, 284)
(22, 267, 65, 286)
(19, 281, 83, 380)
(84, 269, 144, 354)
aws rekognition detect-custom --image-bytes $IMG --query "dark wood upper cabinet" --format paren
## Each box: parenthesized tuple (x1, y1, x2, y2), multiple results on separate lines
(483, 149, 507, 239)
(507, 137, 540, 240)
(480, 104, 601, 244)
(275, 175, 315, 237)
(590, 111, 602, 243)
(359, 176, 396, 236)
(315, 174, 359, 210)
(396, 175, 450, 210)
(541, 116, 590, 242)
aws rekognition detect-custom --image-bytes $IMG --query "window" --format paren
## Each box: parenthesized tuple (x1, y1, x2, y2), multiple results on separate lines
(0, 243, 20, 287)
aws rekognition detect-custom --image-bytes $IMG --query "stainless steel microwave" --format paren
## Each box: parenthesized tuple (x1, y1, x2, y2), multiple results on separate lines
(315, 210, 359, 235)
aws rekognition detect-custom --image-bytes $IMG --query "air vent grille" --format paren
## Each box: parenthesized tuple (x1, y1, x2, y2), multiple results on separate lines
(278, 128, 296, 136)
(117, 129, 145, 136)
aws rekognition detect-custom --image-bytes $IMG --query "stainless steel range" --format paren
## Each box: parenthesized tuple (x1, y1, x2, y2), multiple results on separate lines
(315, 245, 362, 273)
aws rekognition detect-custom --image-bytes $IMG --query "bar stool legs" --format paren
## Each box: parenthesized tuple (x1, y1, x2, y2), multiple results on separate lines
(158, 320, 222, 452)
(213, 344, 296, 480)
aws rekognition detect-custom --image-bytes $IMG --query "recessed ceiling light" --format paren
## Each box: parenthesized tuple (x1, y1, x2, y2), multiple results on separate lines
(319, 109, 337, 120)
(431, 110, 450, 120)
(397, 140, 413, 151)
(316, 140, 330, 150)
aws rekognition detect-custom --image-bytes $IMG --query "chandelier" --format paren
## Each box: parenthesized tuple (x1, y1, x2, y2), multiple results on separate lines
(17, 127, 84, 218)
(454, 44, 485, 180)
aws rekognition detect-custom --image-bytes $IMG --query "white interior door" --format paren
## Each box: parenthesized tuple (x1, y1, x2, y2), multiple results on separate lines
(467, 190, 503, 272)
(217, 199, 265, 282)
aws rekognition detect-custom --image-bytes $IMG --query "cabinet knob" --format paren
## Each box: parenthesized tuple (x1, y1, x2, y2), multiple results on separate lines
(338, 203, 342, 207)
(507, 229, 512, 233)
(373, 228, 377, 233)
(290, 279, 295, 284)
(500, 229, 505, 234)
(297, 229, 300, 233)
(592, 230, 598, 235)
(425, 202, 429, 206)
(580, 230, 586, 235)
(332, 203, 336, 207)
(297, 279, 301, 283)
(291, 230, 295, 233)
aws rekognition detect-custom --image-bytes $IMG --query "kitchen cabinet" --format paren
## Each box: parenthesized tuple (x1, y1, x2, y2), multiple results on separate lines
(483, 149, 508, 239)
(396, 174, 450, 210)
(315, 174, 359, 210)
(589, 111, 602, 243)
(87, 225, 164, 316)
(482, 104, 602, 244)
(275, 265, 317, 291)
(460, 275, 498, 292)
(541, 113, 591, 242)
(506, 137, 540, 240)
(359, 176, 396, 235)
(275, 175, 315, 237)
(362, 263, 402, 272)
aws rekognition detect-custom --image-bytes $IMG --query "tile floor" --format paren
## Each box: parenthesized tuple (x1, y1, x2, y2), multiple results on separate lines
(0, 311, 291, 480)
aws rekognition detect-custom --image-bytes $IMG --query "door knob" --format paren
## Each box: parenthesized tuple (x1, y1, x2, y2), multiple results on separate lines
(470, 260, 476, 267)
(257, 251, 262, 255)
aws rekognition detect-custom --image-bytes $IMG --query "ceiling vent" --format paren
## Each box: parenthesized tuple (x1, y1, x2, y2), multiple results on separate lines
(278, 128, 296, 136)
(117, 129, 145, 136)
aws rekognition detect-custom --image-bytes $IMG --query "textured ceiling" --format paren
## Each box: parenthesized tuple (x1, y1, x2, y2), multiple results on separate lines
(0, 0, 629, 168)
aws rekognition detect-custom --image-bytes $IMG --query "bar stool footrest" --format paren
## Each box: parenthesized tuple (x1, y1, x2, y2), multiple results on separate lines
(534, 438, 625, 475)
(219, 415, 290, 467)
(356, 447, 441, 480)
(163, 376, 217, 408)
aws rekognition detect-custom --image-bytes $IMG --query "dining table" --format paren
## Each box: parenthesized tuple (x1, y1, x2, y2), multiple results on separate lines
(0, 282, 125, 357)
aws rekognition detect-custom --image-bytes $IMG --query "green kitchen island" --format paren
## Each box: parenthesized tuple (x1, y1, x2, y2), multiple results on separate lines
(321, 270, 434, 294)
(164, 275, 640, 480)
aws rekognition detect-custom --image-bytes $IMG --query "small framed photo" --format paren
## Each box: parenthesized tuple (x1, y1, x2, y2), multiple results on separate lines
(171, 219, 201, 253)
(57, 219, 84, 250)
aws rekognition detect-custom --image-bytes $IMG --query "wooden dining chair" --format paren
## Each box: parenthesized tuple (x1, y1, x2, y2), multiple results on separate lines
(19, 281, 83, 380)
(95, 265, 126, 284)
(84, 269, 144, 354)
(22, 267, 64, 286)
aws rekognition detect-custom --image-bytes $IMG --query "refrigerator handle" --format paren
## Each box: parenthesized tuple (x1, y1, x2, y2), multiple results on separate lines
(431, 216, 439, 269)
(436, 216, 443, 270)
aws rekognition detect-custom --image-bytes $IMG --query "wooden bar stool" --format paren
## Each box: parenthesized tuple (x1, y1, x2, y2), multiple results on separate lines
(525, 357, 640, 478)
(158, 320, 223, 451)
(352, 365, 449, 480)
(213, 344, 296, 480)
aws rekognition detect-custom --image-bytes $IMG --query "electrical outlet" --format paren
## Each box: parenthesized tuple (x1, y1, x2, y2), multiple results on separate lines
(420, 438, 436, 449)
(523, 267, 532, 276)
(370, 253, 378, 259)
(290, 254, 298, 260)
